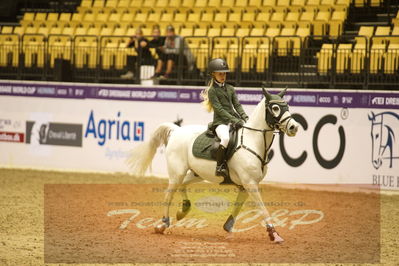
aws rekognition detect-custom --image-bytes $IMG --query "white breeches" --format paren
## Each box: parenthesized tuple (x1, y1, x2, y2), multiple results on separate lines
(215, 124, 230, 148)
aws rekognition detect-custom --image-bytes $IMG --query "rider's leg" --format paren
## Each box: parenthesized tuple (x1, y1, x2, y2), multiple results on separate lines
(215, 124, 230, 180)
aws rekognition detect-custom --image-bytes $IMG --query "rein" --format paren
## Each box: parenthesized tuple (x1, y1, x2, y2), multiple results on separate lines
(234, 125, 278, 169)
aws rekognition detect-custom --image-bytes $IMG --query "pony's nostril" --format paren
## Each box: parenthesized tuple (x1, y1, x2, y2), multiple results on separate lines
(289, 125, 295, 131)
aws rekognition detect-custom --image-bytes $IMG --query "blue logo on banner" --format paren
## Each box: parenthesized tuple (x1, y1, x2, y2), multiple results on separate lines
(368, 111, 399, 169)
(85, 110, 145, 146)
(134, 121, 144, 141)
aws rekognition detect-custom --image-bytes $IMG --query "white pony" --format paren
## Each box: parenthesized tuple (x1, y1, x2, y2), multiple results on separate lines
(127, 88, 299, 243)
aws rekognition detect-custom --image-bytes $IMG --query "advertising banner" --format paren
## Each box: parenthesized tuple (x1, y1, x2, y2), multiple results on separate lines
(0, 80, 398, 190)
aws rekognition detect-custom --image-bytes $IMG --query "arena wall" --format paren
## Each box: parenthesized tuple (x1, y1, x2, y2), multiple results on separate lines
(1, 80, 398, 190)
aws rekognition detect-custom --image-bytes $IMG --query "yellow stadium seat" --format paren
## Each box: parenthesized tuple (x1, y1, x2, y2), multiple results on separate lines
(270, 11, 285, 22)
(251, 27, 265, 36)
(169, 0, 182, 8)
(121, 13, 135, 23)
(0, 35, 19, 67)
(74, 37, 98, 68)
(265, 26, 281, 38)
(59, 13, 71, 22)
(336, 43, 352, 73)
(215, 12, 228, 23)
(108, 12, 122, 23)
(293, 26, 310, 55)
(134, 12, 148, 23)
(47, 13, 59, 22)
(37, 27, 50, 36)
(208, 0, 221, 7)
(355, 26, 374, 45)
(317, 43, 333, 74)
(194, 0, 208, 8)
(384, 43, 399, 74)
(263, 0, 276, 7)
(374, 26, 391, 44)
(22, 36, 45, 67)
(221, 28, 235, 36)
(22, 12, 35, 21)
(242, 43, 257, 71)
(275, 28, 295, 56)
(13, 26, 25, 36)
(117, 0, 131, 8)
(93, 0, 105, 8)
(75, 26, 88, 35)
(180, 27, 194, 36)
(181, 0, 194, 9)
(370, 43, 386, 74)
(71, 13, 84, 23)
(35, 13, 47, 21)
(81, 0, 93, 7)
(235, 0, 248, 7)
(25, 26, 38, 34)
(336, 0, 350, 5)
(49, 26, 62, 35)
(201, 11, 214, 23)
(208, 27, 221, 37)
(241, 12, 256, 27)
(276, 0, 290, 6)
(194, 28, 208, 36)
(221, 0, 235, 9)
(300, 11, 315, 22)
(306, 0, 320, 6)
(48, 36, 72, 67)
(62, 26, 75, 36)
(257, 11, 271, 23)
(313, 11, 330, 36)
(351, 43, 366, 74)
(155, 0, 168, 8)
(286, 11, 300, 22)
(174, 12, 187, 23)
(1, 26, 13, 34)
(257, 41, 271, 72)
(291, 0, 306, 7)
(187, 12, 201, 23)
(113, 27, 127, 36)
(147, 12, 162, 23)
(236, 27, 250, 37)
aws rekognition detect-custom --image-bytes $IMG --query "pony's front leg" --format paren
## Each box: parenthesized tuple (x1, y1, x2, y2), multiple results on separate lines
(243, 183, 284, 243)
(154, 182, 179, 234)
(223, 186, 249, 233)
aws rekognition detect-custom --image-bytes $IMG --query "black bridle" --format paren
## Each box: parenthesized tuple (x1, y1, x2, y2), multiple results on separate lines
(234, 98, 292, 169)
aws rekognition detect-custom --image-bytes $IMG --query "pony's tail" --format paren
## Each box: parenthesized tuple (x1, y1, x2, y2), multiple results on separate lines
(200, 79, 214, 113)
(126, 122, 178, 176)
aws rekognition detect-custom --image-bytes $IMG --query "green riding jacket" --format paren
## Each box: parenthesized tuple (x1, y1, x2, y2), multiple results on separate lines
(208, 82, 249, 130)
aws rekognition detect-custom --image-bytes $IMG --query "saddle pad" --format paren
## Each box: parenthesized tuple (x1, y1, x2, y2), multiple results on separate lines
(192, 130, 239, 161)
(192, 131, 214, 160)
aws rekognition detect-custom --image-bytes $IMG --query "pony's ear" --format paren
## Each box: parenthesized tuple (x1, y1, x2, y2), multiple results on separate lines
(368, 111, 375, 121)
(278, 86, 287, 98)
(262, 85, 272, 102)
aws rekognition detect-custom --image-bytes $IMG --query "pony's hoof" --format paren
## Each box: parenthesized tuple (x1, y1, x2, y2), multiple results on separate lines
(154, 223, 167, 234)
(176, 211, 187, 221)
(272, 232, 284, 244)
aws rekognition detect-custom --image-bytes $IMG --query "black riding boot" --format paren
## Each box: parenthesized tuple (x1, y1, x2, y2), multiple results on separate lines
(215, 146, 233, 185)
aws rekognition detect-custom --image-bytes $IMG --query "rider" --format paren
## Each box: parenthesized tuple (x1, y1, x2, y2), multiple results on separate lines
(201, 58, 249, 184)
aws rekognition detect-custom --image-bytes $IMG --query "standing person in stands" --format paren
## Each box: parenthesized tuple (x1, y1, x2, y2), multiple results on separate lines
(121, 27, 154, 79)
(151, 25, 182, 79)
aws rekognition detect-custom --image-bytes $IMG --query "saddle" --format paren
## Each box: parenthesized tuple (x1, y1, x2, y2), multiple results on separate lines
(192, 126, 239, 161)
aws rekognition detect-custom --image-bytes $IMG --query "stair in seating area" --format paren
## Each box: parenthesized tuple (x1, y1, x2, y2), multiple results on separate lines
(343, 3, 399, 40)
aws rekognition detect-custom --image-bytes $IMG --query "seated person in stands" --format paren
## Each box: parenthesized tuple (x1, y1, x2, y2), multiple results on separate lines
(121, 27, 154, 79)
(152, 25, 182, 79)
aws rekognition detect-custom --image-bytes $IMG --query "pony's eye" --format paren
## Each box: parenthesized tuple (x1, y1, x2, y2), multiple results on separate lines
(272, 105, 280, 116)
(375, 134, 379, 139)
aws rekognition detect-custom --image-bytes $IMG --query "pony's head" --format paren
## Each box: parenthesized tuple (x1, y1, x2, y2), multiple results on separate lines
(368, 112, 382, 169)
(262, 86, 299, 136)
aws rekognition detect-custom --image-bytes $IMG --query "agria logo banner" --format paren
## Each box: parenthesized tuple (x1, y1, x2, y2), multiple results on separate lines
(85, 110, 144, 146)
(368, 111, 399, 169)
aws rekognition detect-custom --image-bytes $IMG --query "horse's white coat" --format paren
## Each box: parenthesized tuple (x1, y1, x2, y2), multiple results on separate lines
(127, 93, 298, 241)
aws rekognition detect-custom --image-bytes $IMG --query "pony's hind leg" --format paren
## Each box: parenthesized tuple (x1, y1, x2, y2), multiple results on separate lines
(154, 182, 180, 234)
(176, 170, 202, 221)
